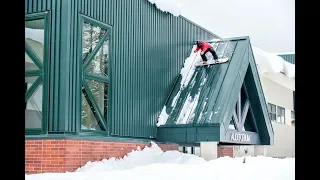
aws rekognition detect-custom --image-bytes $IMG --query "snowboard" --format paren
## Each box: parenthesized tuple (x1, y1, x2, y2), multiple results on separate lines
(195, 57, 229, 67)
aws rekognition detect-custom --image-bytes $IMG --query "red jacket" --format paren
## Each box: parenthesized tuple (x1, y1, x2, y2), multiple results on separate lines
(195, 41, 212, 52)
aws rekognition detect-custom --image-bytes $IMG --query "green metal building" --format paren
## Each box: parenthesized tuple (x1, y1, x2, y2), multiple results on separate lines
(25, 0, 220, 138)
(25, 0, 273, 145)
(278, 53, 295, 64)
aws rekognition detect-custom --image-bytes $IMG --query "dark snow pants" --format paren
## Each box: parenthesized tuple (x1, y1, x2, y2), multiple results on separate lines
(201, 47, 218, 61)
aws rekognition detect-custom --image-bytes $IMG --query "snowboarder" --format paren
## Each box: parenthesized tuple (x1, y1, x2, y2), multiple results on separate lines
(194, 40, 219, 64)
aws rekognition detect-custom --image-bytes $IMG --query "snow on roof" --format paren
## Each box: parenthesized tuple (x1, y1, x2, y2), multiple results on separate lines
(252, 46, 295, 79)
(147, 0, 182, 16)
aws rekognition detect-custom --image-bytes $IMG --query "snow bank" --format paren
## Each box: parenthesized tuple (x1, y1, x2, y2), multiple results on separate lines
(76, 142, 205, 172)
(148, 0, 183, 16)
(25, 28, 44, 45)
(252, 46, 295, 79)
(25, 142, 295, 180)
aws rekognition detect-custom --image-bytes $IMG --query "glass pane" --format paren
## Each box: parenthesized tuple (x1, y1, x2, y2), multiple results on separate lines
(25, 76, 39, 86)
(25, 19, 45, 62)
(85, 39, 109, 76)
(85, 79, 108, 115)
(82, 22, 106, 61)
(81, 93, 101, 131)
(25, 53, 39, 71)
(25, 84, 43, 128)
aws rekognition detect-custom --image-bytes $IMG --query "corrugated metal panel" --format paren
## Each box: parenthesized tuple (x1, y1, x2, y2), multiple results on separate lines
(72, 0, 219, 138)
(278, 54, 295, 64)
(25, 0, 219, 137)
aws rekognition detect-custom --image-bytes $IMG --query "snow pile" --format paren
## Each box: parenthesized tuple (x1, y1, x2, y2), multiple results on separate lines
(252, 47, 295, 79)
(25, 143, 295, 180)
(148, 0, 183, 16)
(25, 28, 44, 45)
(76, 142, 205, 172)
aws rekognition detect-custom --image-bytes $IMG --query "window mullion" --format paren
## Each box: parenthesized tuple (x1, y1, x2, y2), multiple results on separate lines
(25, 75, 43, 102)
(25, 42, 43, 70)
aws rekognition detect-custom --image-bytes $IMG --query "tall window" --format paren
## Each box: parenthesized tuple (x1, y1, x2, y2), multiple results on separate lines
(267, 103, 276, 121)
(81, 16, 111, 132)
(277, 106, 285, 124)
(25, 12, 50, 134)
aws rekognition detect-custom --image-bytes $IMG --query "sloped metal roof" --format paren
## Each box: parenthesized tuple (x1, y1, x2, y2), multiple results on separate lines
(157, 37, 274, 145)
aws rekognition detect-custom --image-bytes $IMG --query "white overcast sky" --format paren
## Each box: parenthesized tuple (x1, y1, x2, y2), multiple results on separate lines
(178, 0, 295, 53)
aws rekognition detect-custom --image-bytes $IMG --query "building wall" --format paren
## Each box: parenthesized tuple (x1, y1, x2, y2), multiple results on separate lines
(264, 122, 295, 157)
(25, 0, 219, 138)
(25, 139, 178, 174)
(259, 73, 295, 126)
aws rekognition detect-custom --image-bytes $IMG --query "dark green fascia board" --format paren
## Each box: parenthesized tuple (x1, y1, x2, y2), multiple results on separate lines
(25, 133, 175, 145)
(247, 40, 274, 136)
(25, 70, 42, 77)
(157, 123, 220, 128)
(25, 128, 41, 135)
(25, 42, 43, 70)
(25, 75, 43, 102)
(84, 72, 109, 83)
(82, 80, 108, 131)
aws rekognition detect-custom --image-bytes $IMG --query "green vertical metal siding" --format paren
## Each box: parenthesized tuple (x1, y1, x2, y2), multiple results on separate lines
(278, 54, 295, 64)
(26, 0, 219, 138)
(26, 0, 80, 133)
(73, 0, 218, 138)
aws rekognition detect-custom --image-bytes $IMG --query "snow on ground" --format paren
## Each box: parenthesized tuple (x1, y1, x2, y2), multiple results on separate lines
(26, 142, 295, 180)
(147, 0, 183, 16)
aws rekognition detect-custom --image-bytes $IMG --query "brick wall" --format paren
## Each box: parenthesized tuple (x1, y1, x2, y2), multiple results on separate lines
(25, 139, 178, 174)
(217, 146, 233, 158)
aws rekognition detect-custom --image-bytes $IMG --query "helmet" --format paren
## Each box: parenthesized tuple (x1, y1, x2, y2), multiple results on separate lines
(196, 41, 202, 47)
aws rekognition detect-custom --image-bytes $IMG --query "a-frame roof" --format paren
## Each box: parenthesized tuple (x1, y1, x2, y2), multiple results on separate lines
(156, 37, 274, 145)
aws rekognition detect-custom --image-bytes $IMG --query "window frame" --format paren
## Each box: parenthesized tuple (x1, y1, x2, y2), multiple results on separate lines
(267, 103, 276, 121)
(78, 14, 112, 134)
(277, 106, 285, 124)
(25, 11, 51, 135)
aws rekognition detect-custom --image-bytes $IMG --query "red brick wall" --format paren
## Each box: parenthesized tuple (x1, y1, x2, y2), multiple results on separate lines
(25, 139, 178, 174)
(217, 146, 233, 158)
